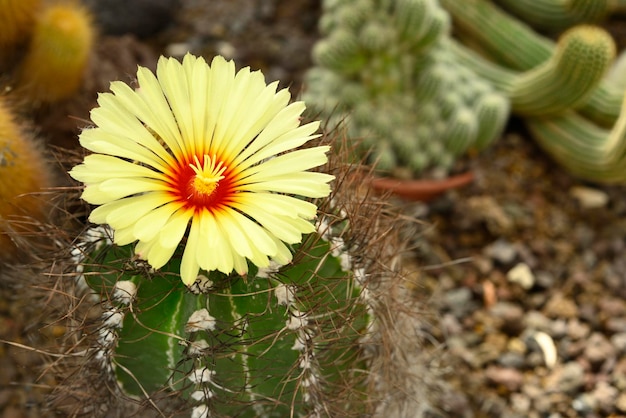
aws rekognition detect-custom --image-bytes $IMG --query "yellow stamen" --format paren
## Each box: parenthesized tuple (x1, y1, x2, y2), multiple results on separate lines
(190, 154, 227, 196)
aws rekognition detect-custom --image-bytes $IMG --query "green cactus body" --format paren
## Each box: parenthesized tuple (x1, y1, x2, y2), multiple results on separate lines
(440, 0, 624, 126)
(439, 0, 553, 69)
(77, 221, 370, 417)
(526, 106, 626, 183)
(494, 0, 609, 31)
(508, 25, 615, 116)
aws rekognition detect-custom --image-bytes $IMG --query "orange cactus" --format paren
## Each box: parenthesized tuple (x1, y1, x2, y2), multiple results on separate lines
(0, 0, 41, 47)
(15, 2, 94, 104)
(0, 98, 52, 259)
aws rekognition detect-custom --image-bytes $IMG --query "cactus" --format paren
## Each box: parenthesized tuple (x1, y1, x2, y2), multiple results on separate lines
(304, 0, 510, 178)
(495, 0, 610, 32)
(0, 0, 41, 73)
(70, 212, 371, 417)
(0, 97, 52, 260)
(440, 0, 623, 127)
(12, 2, 94, 104)
(434, 0, 626, 183)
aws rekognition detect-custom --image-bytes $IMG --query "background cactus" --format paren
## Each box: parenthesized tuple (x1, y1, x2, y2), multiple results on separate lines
(0, 97, 52, 260)
(303, 0, 510, 178)
(0, 0, 41, 70)
(304, 0, 626, 183)
(13, 2, 94, 104)
(439, 0, 626, 183)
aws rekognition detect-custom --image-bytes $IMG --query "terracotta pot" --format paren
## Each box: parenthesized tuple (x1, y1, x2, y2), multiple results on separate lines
(370, 171, 474, 202)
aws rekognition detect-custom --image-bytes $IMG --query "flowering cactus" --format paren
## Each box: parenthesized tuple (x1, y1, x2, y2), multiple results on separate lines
(60, 54, 407, 417)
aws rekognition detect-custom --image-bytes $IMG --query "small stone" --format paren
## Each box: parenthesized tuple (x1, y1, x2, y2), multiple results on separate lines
(569, 185, 609, 209)
(523, 310, 553, 333)
(507, 262, 535, 289)
(533, 331, 558, 368)
(484, 239, 518, 264)
(544, 362, 585, 394)
(591, 381, 618, 414)
(567, 318, 590, 340)
(606, 317, 626, 333)
(611, 332, 626, 354)
(584, 332, 616, 366)
(572, 393, 596, 415)
(498, 351, 526, 369)
(534, 270, 556, 288)
(490, 302, 524, 335)
(510, 393, 531, 414)
(444, 287, 476, 318)
(485, 365, 524, 391)
(543, 292, 578, 319)
(616, 392, 626, 413)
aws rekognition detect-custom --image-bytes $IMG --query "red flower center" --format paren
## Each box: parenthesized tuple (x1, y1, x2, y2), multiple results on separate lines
(170, 154, 234, 212)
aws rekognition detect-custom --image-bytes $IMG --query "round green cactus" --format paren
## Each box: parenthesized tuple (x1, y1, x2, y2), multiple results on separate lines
(305, 0, 510, 178)
(73, 211, 372, 417)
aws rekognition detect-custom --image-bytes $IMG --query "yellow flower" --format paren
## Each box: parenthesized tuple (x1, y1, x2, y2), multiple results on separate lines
(70, 54, 333, 285)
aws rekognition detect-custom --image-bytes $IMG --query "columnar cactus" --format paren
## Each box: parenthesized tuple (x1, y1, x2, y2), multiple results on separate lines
(304, 0, 510, 178)
(440, 0, 626, 183)
(494, 0, 610, 31)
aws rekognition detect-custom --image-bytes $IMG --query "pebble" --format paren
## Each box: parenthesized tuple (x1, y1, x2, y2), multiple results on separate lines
(485, 365, 524, 391)
(489, 301, 524, 335)
(544, 362, 585, 394)
(444, 287, 476, 318)
(498, 351, 526, 369)
(543, 293, 579, 319)
(566, 318, 591, 340)
(584, 332, 616, 366)
(507, 262, 535, 289)
(484, 239, 518, 264)
(569, 186, 610, 209)
(610, 332, 626, 354)
(616, 392, 626, 413)
(524, 311, 553, 333)
(591, 381, 618, 414)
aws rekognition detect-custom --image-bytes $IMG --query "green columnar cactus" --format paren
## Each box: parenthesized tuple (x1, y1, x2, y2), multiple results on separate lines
(448, 25, 616, 117)
(525, 102, 626, 183)
(440, 0, 623, 127)
(494, 0, 610, 31)
(304, 0, 510, 178)
(437, 0, 626, 183)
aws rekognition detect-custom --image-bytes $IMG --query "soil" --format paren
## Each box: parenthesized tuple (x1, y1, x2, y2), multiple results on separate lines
(2, 1, 626, 417)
